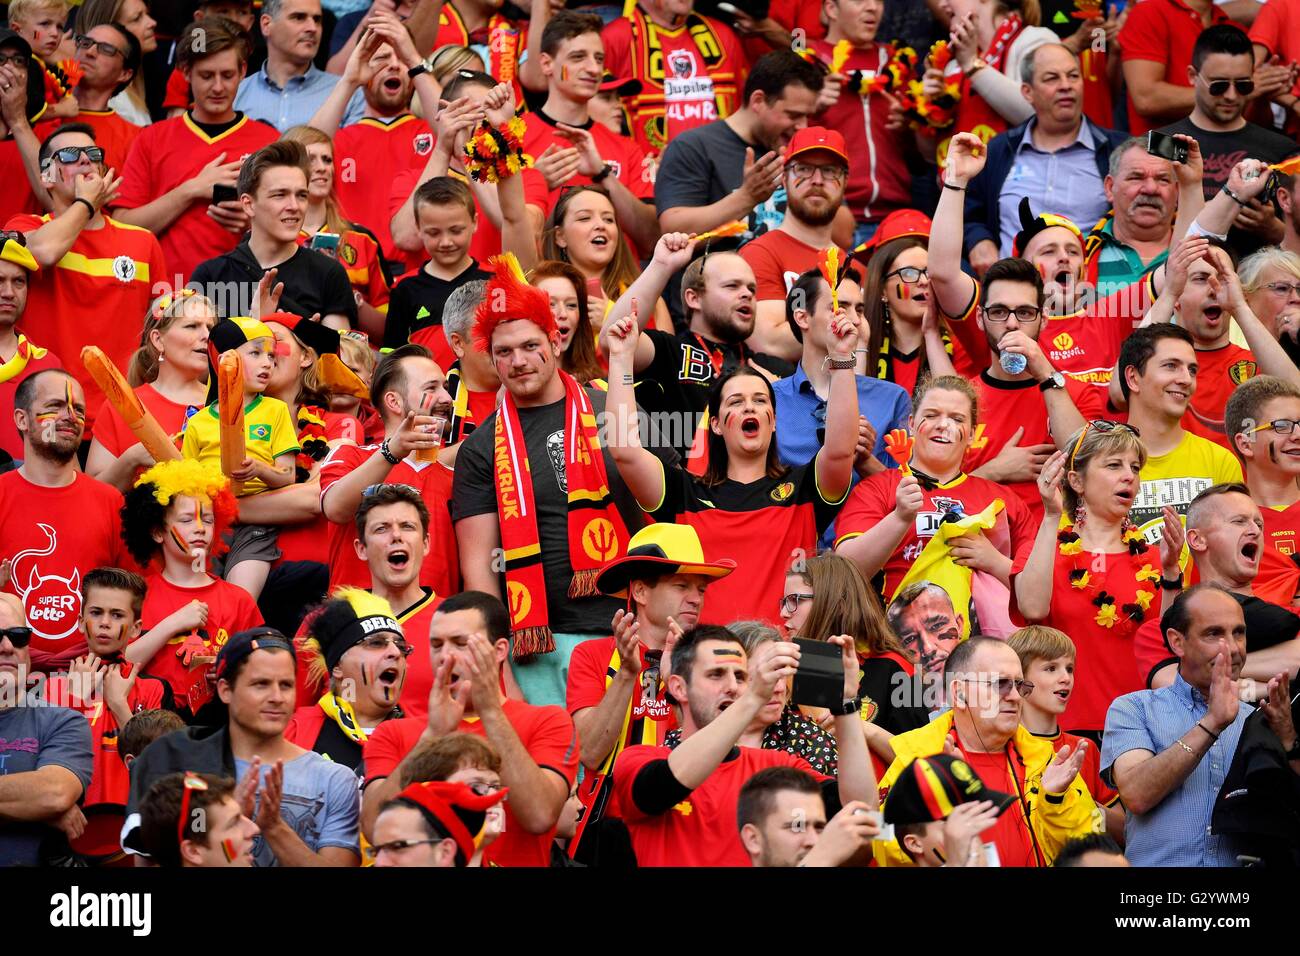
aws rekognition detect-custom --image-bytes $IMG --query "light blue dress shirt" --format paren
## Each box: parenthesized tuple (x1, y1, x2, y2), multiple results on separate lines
(235, 62, 365, 133)
(997, 118, 1109, 256)
(1102, 673, 1251, 867)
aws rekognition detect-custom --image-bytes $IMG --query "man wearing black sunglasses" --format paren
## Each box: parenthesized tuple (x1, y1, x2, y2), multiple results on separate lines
(0, 591, 94, 867)
(1158, 24, 1299, 259)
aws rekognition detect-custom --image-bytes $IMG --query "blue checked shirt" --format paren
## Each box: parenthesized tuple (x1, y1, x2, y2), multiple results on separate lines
(1102, 673, 1251, 866)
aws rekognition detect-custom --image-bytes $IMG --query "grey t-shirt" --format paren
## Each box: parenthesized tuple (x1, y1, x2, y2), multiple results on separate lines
(452, 388, 672, 635)
(234, 752, 360, 867)
(0, 703, 92, 867)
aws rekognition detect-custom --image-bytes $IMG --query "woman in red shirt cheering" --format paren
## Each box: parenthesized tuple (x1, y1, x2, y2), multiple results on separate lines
(1013, 422, 1184, 737)
(604, 298, 860, 626)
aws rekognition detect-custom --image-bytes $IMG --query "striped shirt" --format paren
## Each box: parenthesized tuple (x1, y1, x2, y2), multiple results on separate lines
(1089, 219, 1169, 298)
(1101, 673, 1250, 866)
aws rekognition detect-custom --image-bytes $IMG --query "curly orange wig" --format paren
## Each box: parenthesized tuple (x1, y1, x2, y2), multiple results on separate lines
(472, 253, 558, 353)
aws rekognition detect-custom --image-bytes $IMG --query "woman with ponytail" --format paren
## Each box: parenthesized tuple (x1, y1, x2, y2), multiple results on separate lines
(87, 290, 216, 492)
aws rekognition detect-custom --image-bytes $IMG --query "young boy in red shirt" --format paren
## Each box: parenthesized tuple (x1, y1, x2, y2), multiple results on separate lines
(121, 459, 264, 718)
(48, 568, 172, 865)
(1006, 625, 1123, 840)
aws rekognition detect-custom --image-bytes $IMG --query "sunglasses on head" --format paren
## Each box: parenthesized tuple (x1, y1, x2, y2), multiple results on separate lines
(0, 626, 31, 648)
(1068, 420, 1141, 471)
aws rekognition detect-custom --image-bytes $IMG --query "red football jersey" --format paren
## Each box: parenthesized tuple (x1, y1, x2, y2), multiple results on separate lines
(318, 443, 459, 596)
(952, 740, 1041, 867)
(138, 572, 264, 712)
(47, 664, 168, 859)
(112, 113, 278, 281)
(613, 743, 826, 866)
(738, 229, 828, 302)
(391, 588, 441, 723)
(835, 469, 1037, 598)
(0, 471, 128, 668)
(567, 636, 677, 749)
(520, 112, 654, 213)
(77, 108, 143, 173)
(362, 700, 579, 867)
(6, 213, 166, 432)
(601, 8, 749, 155)
(1184, 343, 1257, 450)
(334, 115, 435, 261)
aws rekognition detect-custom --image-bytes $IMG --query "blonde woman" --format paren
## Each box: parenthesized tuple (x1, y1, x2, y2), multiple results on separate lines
(87, 290, 215, 491)
(1239, 246, 1300, 367)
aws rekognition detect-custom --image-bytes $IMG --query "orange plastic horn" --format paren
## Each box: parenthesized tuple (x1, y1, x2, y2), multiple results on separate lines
(81, 346, 181, 463)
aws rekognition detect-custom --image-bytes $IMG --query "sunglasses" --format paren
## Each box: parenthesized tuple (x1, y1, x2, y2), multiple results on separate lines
(46, 146, 105, 166)
(1068, 419, 1141, 471)
(0, 626, 32, 648)
(1198, 75, 1254, 97)
(964, 676, 1035, 698)
(75, 34, 126, 58)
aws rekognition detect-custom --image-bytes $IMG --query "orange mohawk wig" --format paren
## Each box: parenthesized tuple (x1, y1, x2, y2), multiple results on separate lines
(472, 254, 559, 353)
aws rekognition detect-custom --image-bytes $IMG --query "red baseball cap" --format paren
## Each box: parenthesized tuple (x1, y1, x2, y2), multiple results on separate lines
(598, 72, 642, 97)
(784, 126, 849, 166)
(854, 208, 933, 258)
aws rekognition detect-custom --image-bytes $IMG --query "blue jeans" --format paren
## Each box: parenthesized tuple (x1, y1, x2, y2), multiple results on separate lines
(510, 631, 597, 709)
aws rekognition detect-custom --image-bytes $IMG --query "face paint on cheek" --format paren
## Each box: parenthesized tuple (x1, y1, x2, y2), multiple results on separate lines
(1270, 441, 1279, 465)
(1037, 262, 1048, 282)
(168, 525, 189, 554)
(220, 838, 238, 863)
(361, 663, 371, 686)
(561, 65, 568, 81)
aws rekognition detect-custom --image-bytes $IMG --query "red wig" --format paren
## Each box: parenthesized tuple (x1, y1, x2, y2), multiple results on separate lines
(472, 254, 559, 353)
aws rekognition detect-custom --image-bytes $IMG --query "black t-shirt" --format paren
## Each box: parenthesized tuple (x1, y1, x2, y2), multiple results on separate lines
(1158, 117, 1300, 258)
(1236, 591, 1300, 653)
(189, 241, 358, 324)
(384, 260, 491, 350)
(637, 328, 791, 457)
(451, 387, 675, 635)
(859, 655, 931, 736)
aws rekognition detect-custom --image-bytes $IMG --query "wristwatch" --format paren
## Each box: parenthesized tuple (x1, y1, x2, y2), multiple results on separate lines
(833, 696, 863, 717)
(1038, 371, 1065, 392)
(963, 56, 987, 79)
(407, 63, 429, 79)
(591, 162, 615, 183)
(1160, 572, 1184, 591)
(825, 355, 856, 371)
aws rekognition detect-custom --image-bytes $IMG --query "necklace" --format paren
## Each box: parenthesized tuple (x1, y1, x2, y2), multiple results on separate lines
(1057, 519, 1161, 634)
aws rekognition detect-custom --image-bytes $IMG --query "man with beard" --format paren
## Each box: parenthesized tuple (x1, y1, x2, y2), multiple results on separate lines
(740, 127, 850, 362)
(611, 625, 877, 866)
(1159, 25, 1299, 259)
(0, 592, 93, 868)
(887, 582, 966, 709)
(927, 133, 1100, 519)
(320, 345, 458, 598)
(1136, 484, 1300, 689)
(189, 140, 356, 328)
(236, 0, 364, 133)
(0, 235, 59, 461)
(308, 10, 440, 263)
(360, 591, 579, 866)
(1103, 584, 1298, 866)
(0, 370, 129, 671)
(598, 231, 783, 464)
(123, 628, 362, 866)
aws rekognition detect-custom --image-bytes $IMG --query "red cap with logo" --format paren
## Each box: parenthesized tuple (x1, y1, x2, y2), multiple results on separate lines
(783, 126, 849, 166)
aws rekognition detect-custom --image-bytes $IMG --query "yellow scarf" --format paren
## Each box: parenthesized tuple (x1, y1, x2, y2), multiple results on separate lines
(318, 692, 368, 745)
(0, 334, 48, 385)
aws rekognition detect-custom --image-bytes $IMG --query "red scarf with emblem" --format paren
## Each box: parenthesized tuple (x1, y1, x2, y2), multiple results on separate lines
(941, 14, 1024, 160)
(492, 369, 632, 659)
(439, 5, 523, 87)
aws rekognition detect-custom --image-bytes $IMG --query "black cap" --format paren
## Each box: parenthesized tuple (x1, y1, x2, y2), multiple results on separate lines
(883, 753, 1017, 825)
(213, 626, 295, 682)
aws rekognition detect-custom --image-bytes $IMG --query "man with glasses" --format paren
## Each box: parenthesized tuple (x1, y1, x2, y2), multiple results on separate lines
(7, 122, 165, 437)
(371, 778, 506, 867)
(740, 127, 852, 362)
(1159, 24, 1300, 258)
(0, 591, 94, 867)
(876, 636, 1096, 867)
(1117, 324, 1242, 543)
(929, 131, 1100, 519)
(71, 24, 142, 171)
(286, 589, 411, 774)
(361, 591, 579, 867)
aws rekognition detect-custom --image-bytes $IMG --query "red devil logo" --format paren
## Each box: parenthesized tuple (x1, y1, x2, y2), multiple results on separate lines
(9, 523, 82, 641)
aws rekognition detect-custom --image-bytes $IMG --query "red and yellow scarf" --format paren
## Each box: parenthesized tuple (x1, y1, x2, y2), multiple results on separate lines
(493, 370, 631, 659)
(0, 334, 48, 385)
